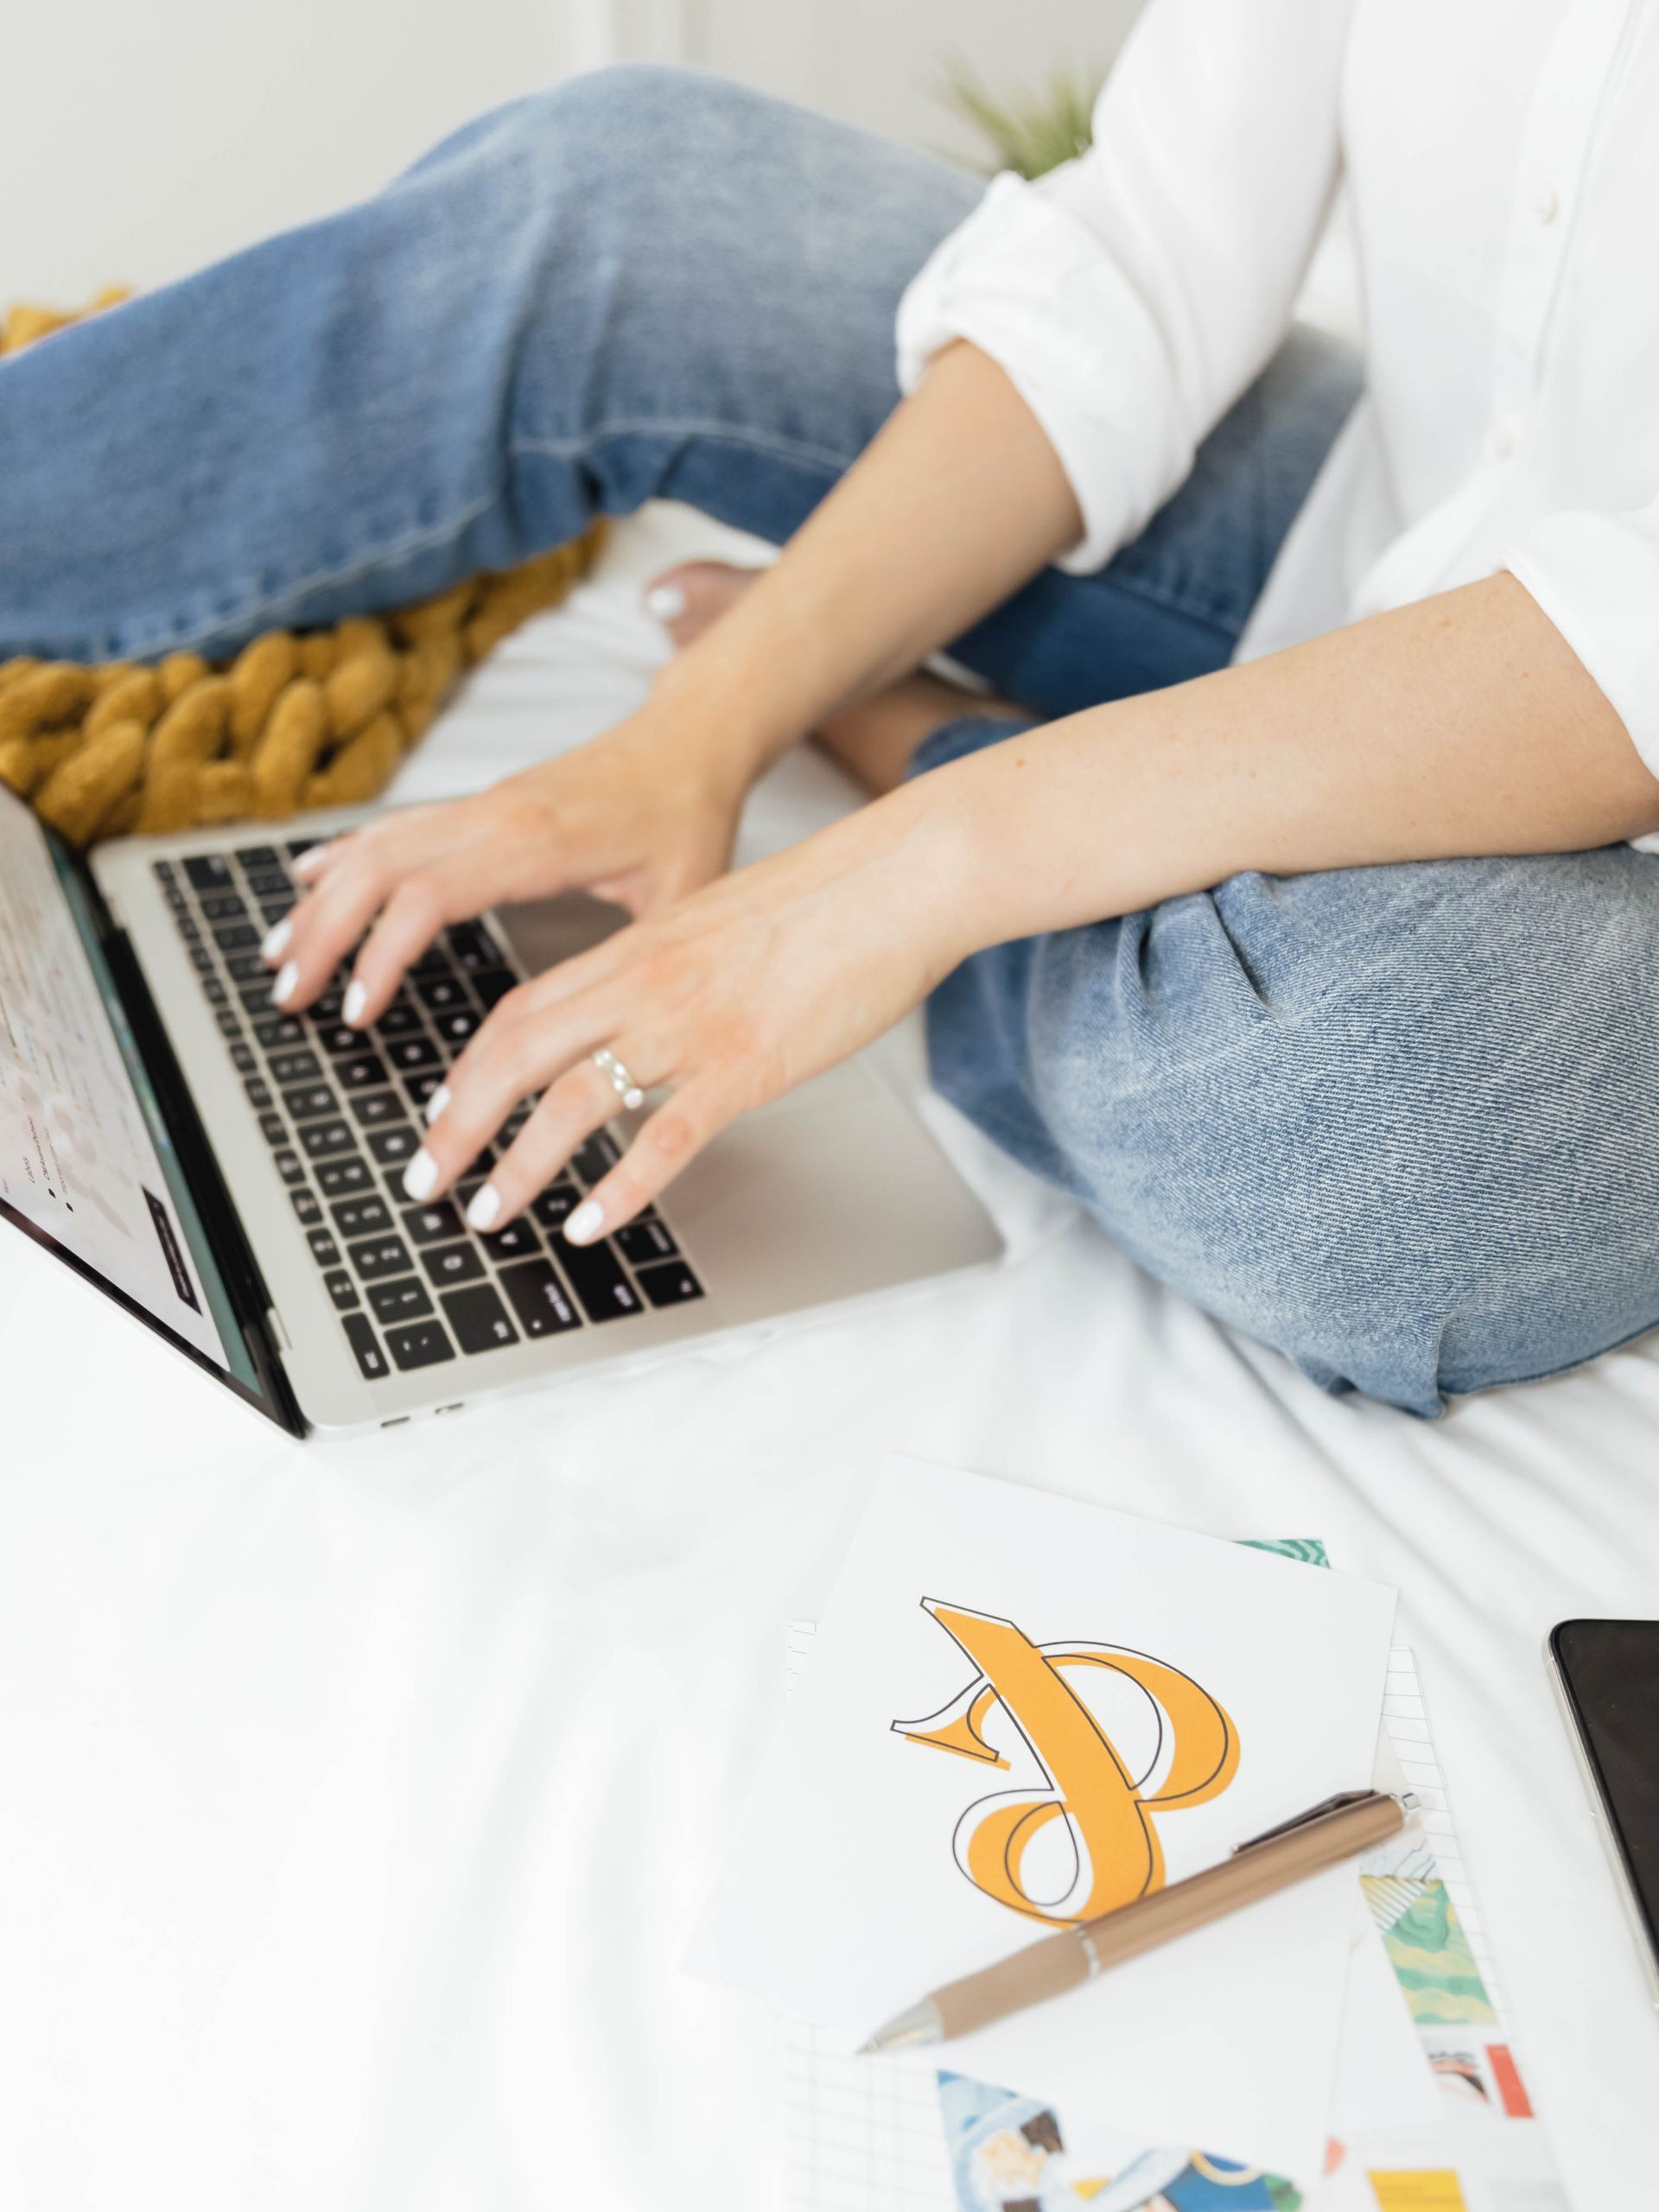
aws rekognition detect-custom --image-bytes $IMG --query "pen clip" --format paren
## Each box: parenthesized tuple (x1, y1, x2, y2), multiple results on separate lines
(1230, 1788, 1402, 1854)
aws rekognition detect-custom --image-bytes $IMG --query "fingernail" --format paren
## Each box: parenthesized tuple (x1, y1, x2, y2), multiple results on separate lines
(466, 1184, 501, 1232)
(272, 961, 299, 1006)
(342, 980, 368, 1026)
(563, 1198, 604, 1245)
(644, 582, 686, 623)
(261, 918, 291, 963)
(403, 1148, 438, 1200)
(292, 843, 332, 878)
(424, 1084, 450, 1126)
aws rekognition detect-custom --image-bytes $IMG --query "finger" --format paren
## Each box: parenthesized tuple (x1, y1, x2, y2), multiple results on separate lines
(343, 874, 456, 1029)
(558, 1081, 724, 1244)
(399, 983, 615, 1203)
(264, 854, 401, 1014)
(454, 1057, 629, 1232)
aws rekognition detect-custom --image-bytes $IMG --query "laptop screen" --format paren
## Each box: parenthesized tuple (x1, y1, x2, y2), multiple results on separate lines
(0, 790, 263, 1399)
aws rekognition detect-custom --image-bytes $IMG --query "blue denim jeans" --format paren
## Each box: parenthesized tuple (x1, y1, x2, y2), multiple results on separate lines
(5, 65, 1657, 1413)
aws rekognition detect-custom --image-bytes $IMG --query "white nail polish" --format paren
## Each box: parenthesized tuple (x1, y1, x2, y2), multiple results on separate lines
(272, 961, 299, 1006)
(466, 1184, 502, 1233)
(564, 1198, 604, 1245)
(261, 918, 291, 963)
(292, 842, 332, 878)
(644, 582, 686, 622)
(403, 1149, 438, 1201)
(424, 1084, 450, 1126)
(342, 980, 368, 1027)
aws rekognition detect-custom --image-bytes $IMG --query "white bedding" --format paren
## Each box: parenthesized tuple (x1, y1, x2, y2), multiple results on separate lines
(2, 505, 1656, 2210)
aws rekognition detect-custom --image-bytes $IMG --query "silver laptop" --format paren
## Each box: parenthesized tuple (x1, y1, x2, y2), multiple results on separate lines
(0, 790, 1001, 1438)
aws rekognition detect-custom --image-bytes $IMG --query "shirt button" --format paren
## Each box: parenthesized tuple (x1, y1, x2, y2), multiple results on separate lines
(1533, 181, 1559, 225)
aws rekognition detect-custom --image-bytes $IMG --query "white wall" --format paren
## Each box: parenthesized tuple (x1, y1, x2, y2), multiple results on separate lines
(6, 0, 1131, 301)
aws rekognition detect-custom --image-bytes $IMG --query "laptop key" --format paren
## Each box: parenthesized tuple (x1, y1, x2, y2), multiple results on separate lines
(421, 1242, 485, 1289)
(373, 1001, 423, 1038)
(498, 1258, 582, 1338)
(214, 923, 259, 952)
(272, 1147, 305, 1187)
(367, 1276, 434, 1323)
(349, 1235, 414, 1282)
(636, 1260, 704, 1308)
(315, 1022, 364, 1057)
(244, 1077, 273, 1111)
(290, 1187, 323, 1229)
(385, 1319, 455, 1371)
(299, 1118, 356, 1160)
(176, 915, 201, 944)
(258, 1112, 289, 1147)
(368, 1125, 420, 1167)
(235, 844, 283, 872)
(471, 968, 516, 1011)
(323, 1269, 360, 1313)
(268, 1048, 321, 1086)
(332, 1195, 392, 1238)
(570, 1133, 620, 1188)
(317, 1155, 372, 1198)
(184, 855, 234, 892)
(556, 1236, 642, 1323)
(152, 859, 176, 883)
(351, 1090, 405, 1128)
(480, 1216, 539, 1262)
(388, 1033, 442, 1072)
(615, 1218, 677, 1266)
(336, 1053, 390, 1092)
(202, 979, 228, 1009)
(340, 1311, 389, 1381)
(216, 1009, 245, 1040)
(307, 1229, 343, 1270)
(433, 1007, 480, 1048)
(199, 892, 246, 923)
(403, 1070, 446, 1109)
(239, 983, 275, 1016)
(189, 945, 216, 976)
(447, 922, 503, 974)
(256, 1014, 305, 1049)
(415, 975, 469, 1012)
(531, 1182, 579, 1231)
(442, 1282, 519, 1354)
(401, 1200, 463, 1246)
(283, 1084, 339, 1122)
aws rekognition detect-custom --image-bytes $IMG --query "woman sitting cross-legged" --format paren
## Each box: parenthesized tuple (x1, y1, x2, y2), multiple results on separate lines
(5, 7, 1659, 1416)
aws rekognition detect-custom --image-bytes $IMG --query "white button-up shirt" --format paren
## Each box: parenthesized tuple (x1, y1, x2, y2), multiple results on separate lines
(897, 0, 1659, 785)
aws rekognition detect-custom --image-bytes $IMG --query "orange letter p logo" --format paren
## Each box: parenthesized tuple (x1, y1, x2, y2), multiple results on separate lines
(893, 1599, 1239, 1928)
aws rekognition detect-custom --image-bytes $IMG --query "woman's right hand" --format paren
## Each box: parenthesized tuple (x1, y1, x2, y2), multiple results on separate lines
(264, 699, 753, 1024)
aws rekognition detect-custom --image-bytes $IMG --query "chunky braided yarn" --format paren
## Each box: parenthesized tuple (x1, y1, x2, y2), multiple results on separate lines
(0, 291, 605, 846)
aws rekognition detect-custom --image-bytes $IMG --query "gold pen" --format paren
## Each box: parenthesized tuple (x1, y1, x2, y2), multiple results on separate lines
(859, 1787, 1414, 2053)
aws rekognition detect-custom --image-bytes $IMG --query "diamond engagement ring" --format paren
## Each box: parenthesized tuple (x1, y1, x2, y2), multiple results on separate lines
(593, 1048, 645, 1112)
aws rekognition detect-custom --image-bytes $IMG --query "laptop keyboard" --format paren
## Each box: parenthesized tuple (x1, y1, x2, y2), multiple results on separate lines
(151, 842, 703, 1384)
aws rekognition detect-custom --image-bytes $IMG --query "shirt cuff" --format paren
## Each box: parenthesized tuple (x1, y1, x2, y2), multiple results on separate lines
(1505, 506, 1659, 783)
(895, 172, 1193, 575)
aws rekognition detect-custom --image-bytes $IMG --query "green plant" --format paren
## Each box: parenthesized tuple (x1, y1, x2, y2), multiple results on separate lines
(937, 59, 1105, 180)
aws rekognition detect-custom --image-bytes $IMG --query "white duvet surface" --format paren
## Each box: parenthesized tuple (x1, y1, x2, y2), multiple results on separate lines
(3, 508, 1656, 2210)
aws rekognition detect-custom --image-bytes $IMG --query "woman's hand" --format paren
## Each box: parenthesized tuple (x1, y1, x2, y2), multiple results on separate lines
(397, 785, 972, 1243)
(264, 698, 754, 1022)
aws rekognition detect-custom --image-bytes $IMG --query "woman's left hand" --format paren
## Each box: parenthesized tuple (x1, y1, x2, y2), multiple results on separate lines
(403, 786, 974, 1244)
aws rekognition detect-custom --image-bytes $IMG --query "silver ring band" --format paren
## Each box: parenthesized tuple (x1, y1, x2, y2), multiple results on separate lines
(593, 1047, 645, 1112)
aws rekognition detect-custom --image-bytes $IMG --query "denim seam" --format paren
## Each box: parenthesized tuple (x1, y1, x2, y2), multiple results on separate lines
(508, 417, 859, 478)
(117, 483, 505, 657)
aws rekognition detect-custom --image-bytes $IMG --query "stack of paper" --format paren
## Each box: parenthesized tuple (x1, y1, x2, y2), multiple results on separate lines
(687, 1457, 1400, 2188)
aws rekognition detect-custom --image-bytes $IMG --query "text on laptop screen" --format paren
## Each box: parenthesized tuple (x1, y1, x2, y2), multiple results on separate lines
(0, 791, 252, 1384)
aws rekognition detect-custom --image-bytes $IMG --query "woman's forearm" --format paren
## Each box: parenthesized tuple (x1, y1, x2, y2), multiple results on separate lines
(915, 573, 1659, 954)
(651, 341, 1083, 775)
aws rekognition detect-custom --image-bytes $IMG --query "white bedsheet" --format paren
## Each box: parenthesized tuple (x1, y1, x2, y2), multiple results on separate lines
(2, 506, 1656, 2210)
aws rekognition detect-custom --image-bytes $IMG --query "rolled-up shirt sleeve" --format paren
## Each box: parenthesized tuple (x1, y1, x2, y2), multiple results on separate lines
(896, 0, 1354, 572)
(1505, 502, 1659, 786)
